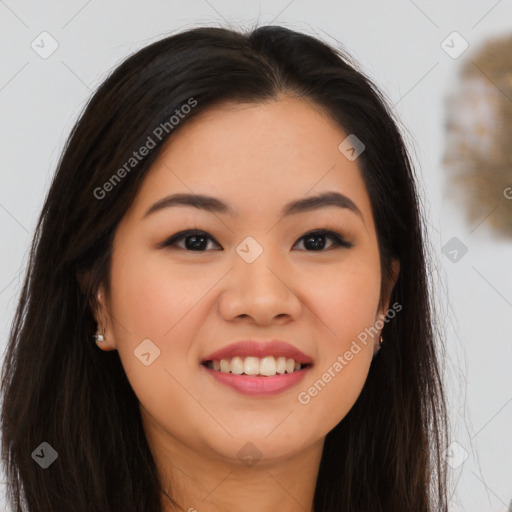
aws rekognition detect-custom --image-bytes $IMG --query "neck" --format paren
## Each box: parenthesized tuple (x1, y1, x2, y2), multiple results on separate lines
(150, 429, 323, 512)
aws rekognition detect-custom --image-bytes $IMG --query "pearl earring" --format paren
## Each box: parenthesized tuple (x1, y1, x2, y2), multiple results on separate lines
(93, 330, 105, 343)
(372, 334, 384, 360)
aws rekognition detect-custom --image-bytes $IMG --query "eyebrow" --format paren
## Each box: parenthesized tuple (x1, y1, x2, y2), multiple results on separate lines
(143, 191, 363, 221)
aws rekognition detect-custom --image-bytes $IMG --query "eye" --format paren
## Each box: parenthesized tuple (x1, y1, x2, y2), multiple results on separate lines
(294, 229, 354, 251)
(159, 229, 221, 251)
(159, 228, 353, 252)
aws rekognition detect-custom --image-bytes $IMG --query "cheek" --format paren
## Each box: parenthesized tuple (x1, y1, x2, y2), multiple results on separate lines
(107, 250, 209, 431)
(109, 246, 208, 340)
(295, 262, 380, 432)
(108, 246, 224, 397)
(305, 254, 382, 351)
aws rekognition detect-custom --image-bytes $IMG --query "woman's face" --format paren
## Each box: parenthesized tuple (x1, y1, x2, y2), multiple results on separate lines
(95, 95, 399, 467)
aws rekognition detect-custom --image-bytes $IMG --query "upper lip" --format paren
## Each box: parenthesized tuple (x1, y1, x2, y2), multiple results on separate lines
(201, 340, 314, 364)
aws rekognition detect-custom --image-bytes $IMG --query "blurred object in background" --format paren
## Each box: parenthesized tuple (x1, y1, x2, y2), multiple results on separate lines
(442, 32, 512, 239)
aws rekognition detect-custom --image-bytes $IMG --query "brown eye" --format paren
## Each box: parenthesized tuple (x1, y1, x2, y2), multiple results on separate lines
(294, 229, 353, 251)
(160, 230, 221, 251)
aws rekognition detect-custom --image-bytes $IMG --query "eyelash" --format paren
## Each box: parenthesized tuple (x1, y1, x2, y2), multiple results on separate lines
(159, 228, 354, 252)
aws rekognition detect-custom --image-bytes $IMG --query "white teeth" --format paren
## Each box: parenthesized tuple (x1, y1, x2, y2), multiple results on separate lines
(276, 356, 287, 374)
(243, 356, 260, 375)
(259, 356, 276, 376)
(208, 356, 306, 376)
(230, 356, 244, 374)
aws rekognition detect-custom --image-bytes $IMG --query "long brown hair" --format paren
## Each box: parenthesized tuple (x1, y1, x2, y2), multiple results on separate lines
(1, 25, 449, 511)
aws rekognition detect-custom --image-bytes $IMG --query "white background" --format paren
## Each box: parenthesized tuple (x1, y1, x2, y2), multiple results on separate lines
(1, 1, 511, 511)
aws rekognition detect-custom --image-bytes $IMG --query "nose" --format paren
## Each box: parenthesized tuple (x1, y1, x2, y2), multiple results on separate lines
(218, 243, 302, 326)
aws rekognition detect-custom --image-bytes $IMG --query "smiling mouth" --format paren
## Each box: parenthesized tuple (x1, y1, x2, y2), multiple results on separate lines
(202, 356, 313, 377)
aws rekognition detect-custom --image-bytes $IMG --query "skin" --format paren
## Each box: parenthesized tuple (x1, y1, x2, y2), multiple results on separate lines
(93, 94, 400, 512)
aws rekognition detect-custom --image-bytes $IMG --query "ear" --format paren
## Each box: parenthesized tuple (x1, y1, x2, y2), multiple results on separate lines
(374, 258, 400, 354)
(76, 269, 117, 352)
(91, 283, 118, 352)
(379, 258, 400, 316)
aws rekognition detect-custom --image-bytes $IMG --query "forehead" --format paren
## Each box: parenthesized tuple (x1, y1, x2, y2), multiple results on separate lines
(124, 96, 374, 228)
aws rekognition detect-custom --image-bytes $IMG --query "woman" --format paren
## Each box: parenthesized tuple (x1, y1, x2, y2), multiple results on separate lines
(1, 25, 449, 511)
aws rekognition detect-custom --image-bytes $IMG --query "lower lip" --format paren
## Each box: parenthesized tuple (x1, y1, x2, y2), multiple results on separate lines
(201, 365, 311, 396)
